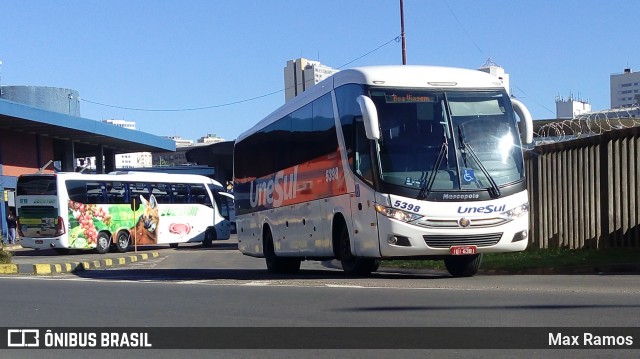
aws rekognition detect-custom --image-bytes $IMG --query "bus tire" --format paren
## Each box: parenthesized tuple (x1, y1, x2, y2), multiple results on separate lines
(202, 228, 216, 248)
(95, 232, 111, 254)
(115, 231, 130, 253)
(444, 254, 482, 277)
(338, 226, 379, 276)
(264, 228, 301, 274)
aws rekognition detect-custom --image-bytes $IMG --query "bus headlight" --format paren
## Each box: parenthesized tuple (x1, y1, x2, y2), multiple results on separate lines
(502, 203, 529, 219)
(374, 204, 423, 223)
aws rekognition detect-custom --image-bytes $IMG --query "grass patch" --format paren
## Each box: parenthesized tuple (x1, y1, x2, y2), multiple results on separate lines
(383, 247, 640, 273)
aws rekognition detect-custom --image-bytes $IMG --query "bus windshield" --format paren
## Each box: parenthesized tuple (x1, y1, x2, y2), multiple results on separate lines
(16, 175, 57, 196)
(370, 89, 524, 196)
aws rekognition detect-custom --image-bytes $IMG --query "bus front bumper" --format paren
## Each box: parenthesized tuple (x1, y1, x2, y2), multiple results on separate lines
(376, 214, 529, 258)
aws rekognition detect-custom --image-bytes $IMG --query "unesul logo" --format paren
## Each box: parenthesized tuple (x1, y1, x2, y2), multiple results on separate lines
(457, 204, 506, 214)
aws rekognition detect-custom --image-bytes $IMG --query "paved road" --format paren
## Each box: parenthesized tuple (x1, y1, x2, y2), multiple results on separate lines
(2, 236, 639, 358)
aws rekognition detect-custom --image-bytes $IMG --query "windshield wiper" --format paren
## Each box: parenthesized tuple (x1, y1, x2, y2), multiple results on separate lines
(457, 125, 501, 198)
(418, 141, 448, 199)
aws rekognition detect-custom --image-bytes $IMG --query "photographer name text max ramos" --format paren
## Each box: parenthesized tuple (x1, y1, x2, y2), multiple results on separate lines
(549, 332, 633, 347)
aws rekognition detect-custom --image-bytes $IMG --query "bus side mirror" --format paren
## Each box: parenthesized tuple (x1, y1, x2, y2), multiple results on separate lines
(356, 95, 381, 141)
(511, 98, 533, 144)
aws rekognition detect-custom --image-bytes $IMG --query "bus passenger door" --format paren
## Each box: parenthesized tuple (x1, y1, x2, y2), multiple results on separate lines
(349, 181, 380, 257)
(349, 120, 381, 257)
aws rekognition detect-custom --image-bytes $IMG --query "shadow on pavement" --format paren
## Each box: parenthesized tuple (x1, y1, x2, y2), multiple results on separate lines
(71, 265, 452, 282)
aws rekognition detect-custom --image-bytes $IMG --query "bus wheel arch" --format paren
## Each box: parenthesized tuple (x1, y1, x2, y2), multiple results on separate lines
(333, 215, 379, 276)
(331, 214, 348, 259)
(95, 231, 111, 254)
(263, 224, 300, 274)
(115, 230, 131, 253)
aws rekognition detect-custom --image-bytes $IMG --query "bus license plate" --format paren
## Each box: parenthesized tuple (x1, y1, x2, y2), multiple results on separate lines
(35, 240, 44, 244)
(450, 245, 477, 255)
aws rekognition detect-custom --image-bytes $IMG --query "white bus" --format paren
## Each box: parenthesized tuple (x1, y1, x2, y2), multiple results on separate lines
(233, 65, 533, 277)
(16, 172, 232, 254)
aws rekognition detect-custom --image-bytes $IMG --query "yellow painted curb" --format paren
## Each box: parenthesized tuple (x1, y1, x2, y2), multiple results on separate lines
(23, 251, 161, 275)
(34, 264, 52, 275)
(0, 264, 18, 274)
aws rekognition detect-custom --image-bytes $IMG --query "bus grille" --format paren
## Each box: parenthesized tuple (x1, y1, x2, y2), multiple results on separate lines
(423, 233, 503, 248)
(415, 217, 510, 228)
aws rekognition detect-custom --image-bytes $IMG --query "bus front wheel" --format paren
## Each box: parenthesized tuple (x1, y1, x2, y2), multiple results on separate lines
(338, 227, 379, 276)
(444, 254, 482, 277)
(264, 229, 301, 274)
(202, 228, 216, 248)
(95, 232, 111, 254)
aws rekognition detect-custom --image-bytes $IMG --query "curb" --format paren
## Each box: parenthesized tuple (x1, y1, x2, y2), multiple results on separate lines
(0, 251, 160, 275)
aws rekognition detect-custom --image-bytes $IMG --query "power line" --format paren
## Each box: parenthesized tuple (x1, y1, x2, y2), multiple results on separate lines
(445, 2, 555, 117)
(337, 35, 401, 69)
(444, 2, 486, 58)
(80, 35, 400, 112)
(80, 88, 283, 112)
(510, 83, 556, 115)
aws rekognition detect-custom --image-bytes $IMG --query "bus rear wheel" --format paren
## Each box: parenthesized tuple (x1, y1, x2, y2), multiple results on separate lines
(338, 227, 379, 276)
(95, 232, 111, 254)
(264, 229, 301, 274)
(444, 254, 483, 277)
(115, 232, 130, 253)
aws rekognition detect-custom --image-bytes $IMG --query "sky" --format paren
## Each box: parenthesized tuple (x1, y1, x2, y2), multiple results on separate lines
(1, 0, 639, 142)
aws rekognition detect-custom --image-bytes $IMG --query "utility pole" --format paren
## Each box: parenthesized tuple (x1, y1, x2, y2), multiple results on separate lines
(400, 0, 407, 65)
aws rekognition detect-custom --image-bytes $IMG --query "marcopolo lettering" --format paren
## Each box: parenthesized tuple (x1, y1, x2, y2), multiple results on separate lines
(249, 166, 298, 208)
(457, 204, 506, 214)
(442, 193, 480, 200)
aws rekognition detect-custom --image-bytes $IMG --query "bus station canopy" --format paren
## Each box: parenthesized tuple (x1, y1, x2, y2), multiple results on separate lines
(0, 98, 175, 157)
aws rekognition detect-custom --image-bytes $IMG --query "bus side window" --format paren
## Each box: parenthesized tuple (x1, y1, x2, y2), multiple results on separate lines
(354, 117, 374, 184)
(150, 183, 169, 204)
(66, 180, 87, 203)
(107, 182, 126, 204)
(189, 184, 207, 204)
(173, 184, 188, 203)
(86, 181, 104, 204)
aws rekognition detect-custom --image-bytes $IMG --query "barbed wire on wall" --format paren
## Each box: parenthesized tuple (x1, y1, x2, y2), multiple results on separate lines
(534, 105, 640, 145)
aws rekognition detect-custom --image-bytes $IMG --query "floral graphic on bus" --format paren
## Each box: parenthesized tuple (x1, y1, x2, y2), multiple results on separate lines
(67, 198, 205, 249)
(68, 201, 111, 248)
